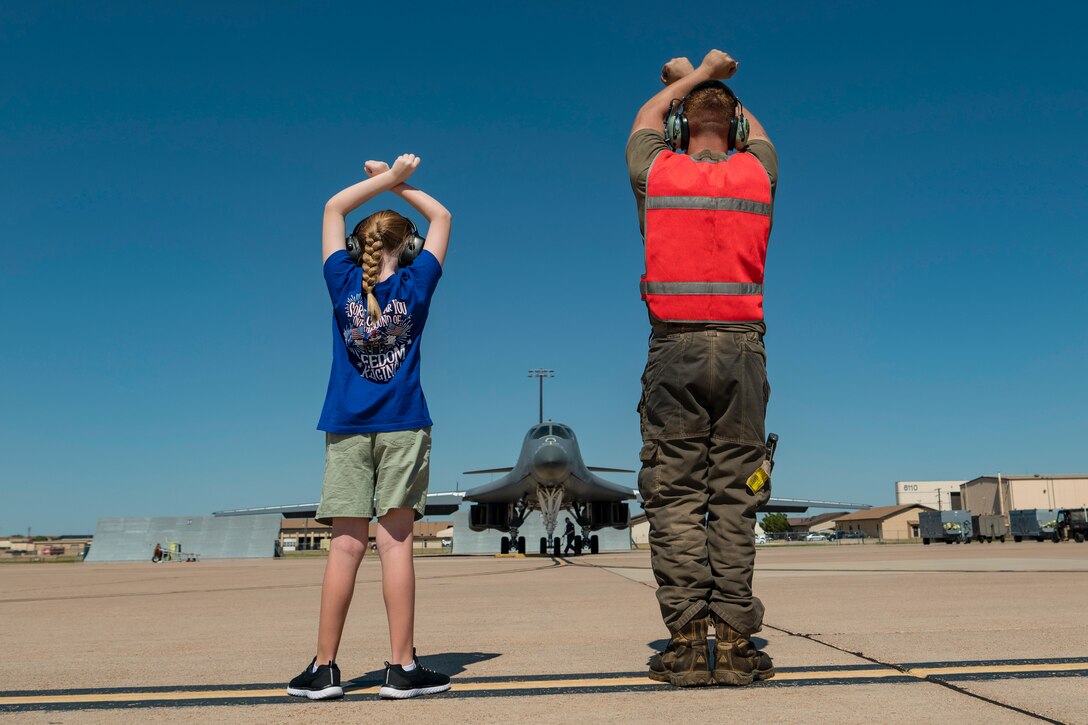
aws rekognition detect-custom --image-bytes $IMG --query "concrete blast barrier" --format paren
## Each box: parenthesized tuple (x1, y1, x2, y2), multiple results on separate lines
(85, 514, 282, 562)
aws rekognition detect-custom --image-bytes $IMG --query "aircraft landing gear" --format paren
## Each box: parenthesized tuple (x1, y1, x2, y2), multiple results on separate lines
(500, 535, 526, 554)
(571, 502, 599, 555)
(573, 535, 582, 554)
(552, 537, 561, 557)
(539, 537, 548, 555)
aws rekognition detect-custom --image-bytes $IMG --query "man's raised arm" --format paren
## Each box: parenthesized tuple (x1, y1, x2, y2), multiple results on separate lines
(629, 49, 739, 138)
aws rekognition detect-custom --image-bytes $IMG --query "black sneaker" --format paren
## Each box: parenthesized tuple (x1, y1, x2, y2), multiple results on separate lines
(378, 653, 451, 699)
(287, 657, 344, 700)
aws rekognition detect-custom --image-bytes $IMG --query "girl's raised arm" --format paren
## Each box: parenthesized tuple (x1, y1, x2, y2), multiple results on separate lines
(362, 160, 451, 266)
(393, 185, 451, 266)
(322, 154, 420, 262)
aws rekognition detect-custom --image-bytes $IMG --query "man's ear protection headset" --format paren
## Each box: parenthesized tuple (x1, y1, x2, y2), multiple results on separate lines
(664, 80, 750, 154)
(345, 220, 426, 269)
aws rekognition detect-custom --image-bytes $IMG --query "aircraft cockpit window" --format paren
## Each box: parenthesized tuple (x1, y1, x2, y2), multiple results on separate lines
(552, 425, 573, 439)
(530, 425, 550, 439)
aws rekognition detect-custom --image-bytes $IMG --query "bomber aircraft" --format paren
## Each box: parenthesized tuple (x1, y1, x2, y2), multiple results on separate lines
(454, 420, 635, 556)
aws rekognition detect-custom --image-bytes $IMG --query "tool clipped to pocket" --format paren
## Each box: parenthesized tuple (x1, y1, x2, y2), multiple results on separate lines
(745, 433, 778, 495)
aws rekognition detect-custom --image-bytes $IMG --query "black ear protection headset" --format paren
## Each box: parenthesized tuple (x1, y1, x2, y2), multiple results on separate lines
(664, 80, 750, 154)
(345, 219, 426, 269)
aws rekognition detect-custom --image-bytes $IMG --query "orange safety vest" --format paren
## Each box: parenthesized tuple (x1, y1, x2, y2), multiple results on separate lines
(640, 150, 772, 323)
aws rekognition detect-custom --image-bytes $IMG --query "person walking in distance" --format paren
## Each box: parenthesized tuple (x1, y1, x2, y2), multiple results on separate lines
(564, 518, 577, 555)
(626, 49, 778, 687)
(287, 154, 452, 700)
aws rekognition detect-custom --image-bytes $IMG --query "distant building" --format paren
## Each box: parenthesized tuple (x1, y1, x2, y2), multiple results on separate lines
(895, 481, 966, 511)
(786, 512, 849, 534)
(835, 504, 934, 541)
(961, 475, 1088, 520)
(278, 518, 452, 552)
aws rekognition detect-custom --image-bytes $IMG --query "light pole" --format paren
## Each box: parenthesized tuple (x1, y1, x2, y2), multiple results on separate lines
(527, 369, 555, 424)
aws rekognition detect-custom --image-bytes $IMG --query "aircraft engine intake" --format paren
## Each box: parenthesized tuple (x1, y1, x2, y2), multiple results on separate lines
(589, 502, 630, 530)
(469, 503, 510, 532)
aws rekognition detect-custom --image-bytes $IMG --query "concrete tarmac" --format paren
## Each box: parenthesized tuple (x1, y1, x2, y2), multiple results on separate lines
(2, 542, 1086, 723)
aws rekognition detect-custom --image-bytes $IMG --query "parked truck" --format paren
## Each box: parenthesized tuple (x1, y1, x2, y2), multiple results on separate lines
(971, 514, 1008, 543)
(1009, 509, 1058, 542)
(920, 510, 973, 545)
(1053, 507, 1088, 543)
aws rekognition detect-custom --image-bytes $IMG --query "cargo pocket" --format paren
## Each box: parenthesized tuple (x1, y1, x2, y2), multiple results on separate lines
(637, 440, 660, 503)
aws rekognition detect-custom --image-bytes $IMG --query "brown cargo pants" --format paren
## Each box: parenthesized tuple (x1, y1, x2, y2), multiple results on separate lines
(638, 328, 772, 636)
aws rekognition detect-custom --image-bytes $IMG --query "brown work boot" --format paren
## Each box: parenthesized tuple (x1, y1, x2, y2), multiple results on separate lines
(647, 618, 712, 687)
(712, 618, 775, 686)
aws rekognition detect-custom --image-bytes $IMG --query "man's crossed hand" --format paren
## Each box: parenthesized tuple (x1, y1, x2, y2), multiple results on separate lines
(661, 49, 738, 86)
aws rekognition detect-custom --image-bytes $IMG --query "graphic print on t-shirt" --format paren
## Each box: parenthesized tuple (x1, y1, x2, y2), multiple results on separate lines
(342, 292, 414, 383)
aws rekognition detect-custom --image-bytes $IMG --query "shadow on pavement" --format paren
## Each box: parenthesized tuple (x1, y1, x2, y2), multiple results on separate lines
(344, 651, 501, 689)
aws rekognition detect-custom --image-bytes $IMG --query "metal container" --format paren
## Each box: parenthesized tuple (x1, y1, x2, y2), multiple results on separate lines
(1009, 509, 1058, 542)
(919, 510, 973, 545)
(971, 514, 1008, 542)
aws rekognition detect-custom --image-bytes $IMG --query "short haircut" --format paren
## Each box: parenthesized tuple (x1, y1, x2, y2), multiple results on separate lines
(685, 85, 737, 135)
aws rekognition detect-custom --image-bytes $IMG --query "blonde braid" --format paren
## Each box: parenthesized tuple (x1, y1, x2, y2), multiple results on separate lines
(361, 229, 384, 324)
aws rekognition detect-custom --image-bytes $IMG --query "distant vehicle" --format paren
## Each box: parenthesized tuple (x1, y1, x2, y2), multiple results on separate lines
(920, 510, 973, 545)
(1009, 509, 1058, 542)
(1053, 508, 1088, 543)
(40, 546, 65, 555)
(832, 530, 864, 540)
(804, 532, 829, 542)
(441, 538, 452, 548)
(972, 514, 1008, 543)
(755, 533, 767, 545)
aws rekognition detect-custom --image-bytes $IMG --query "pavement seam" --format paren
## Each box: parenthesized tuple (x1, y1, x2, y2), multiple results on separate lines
(762, 625, 1065, 724)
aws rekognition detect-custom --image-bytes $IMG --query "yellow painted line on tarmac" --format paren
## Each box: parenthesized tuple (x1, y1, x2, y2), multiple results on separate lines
(775, 668, 904, 681)
(0, 689, 285, 706)
(908, 662, 1088, 678)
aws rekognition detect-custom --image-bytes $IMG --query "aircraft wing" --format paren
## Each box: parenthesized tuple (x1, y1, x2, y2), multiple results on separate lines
(462, 471, 537, 503)
(581, 471, 639, 501)
(215, 494, 472, 519)
(424, 491, 466, 516)
(626, 493, 871, 514)
(761, 497, 871, 513)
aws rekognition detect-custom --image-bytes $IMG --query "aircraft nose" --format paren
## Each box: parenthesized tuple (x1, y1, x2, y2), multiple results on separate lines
(531, 442, 568, 482)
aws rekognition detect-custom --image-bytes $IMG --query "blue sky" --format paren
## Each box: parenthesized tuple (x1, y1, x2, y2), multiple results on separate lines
(2, 1, 1085, 534)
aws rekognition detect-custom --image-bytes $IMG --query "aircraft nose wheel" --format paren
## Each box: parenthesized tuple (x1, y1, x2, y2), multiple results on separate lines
(539, 537, 548, 555)
(517, 536, 526, 554)
(589, 534, 599, 554)
(552, 537, 561, 557)
(500, 537, 510, 554)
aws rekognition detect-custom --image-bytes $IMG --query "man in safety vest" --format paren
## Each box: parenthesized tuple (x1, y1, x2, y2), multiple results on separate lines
(626, 49, 778, 687)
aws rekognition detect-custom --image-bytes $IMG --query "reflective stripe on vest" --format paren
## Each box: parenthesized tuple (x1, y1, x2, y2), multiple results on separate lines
(639, 281, 764, 296)
(642, 150, 772, 323)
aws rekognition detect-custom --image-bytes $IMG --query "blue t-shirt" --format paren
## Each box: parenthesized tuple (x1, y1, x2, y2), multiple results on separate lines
(317, 249, 442, 433)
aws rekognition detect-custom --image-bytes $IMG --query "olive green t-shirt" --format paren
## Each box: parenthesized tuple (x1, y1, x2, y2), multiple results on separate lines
(625, 129, 778, 335)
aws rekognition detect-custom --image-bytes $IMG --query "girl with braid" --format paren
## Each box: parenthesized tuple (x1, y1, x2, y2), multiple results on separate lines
(288, 153, 452, 701)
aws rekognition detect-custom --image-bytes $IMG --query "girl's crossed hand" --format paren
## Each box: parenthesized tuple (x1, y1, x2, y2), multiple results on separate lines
(391, 153, 420, 182)
(363, 154, 420, 183)
(363, 159, 389, 177)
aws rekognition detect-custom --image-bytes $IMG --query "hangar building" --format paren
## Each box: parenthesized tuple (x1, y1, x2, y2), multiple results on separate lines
(895, 480, 967, 511)
(961, 475, 1088, 519)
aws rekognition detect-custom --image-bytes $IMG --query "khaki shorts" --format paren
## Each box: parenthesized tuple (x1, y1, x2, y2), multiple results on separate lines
(315, 427, 431, 525)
